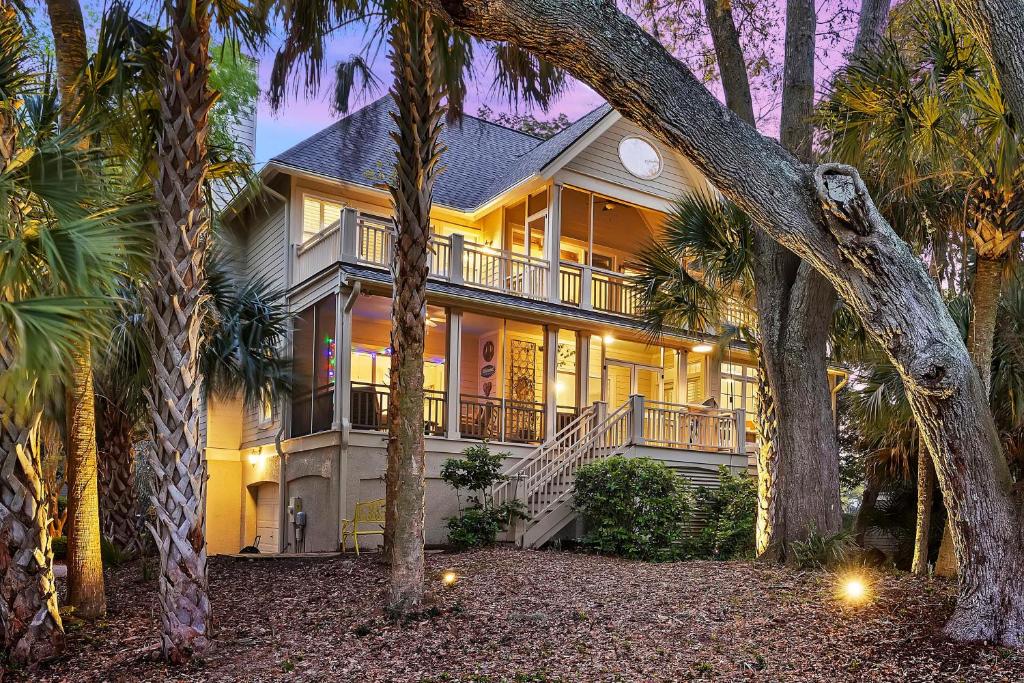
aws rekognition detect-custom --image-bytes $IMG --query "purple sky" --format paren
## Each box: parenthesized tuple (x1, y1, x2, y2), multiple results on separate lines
(252, 1, 861, 165)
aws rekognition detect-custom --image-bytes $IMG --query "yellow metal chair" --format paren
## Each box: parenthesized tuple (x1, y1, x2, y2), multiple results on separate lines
(341, 498, 385, 555)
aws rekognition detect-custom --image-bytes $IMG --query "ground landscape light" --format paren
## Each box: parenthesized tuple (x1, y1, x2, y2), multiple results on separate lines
(839, 574, 871, 605)
(441, 570, 458, 587)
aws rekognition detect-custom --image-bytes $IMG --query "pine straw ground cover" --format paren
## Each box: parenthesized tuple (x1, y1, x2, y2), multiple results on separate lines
(17, 548, 1024, 682)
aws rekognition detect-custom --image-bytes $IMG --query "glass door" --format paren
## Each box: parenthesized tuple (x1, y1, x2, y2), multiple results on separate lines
(602, 360, 664, 406)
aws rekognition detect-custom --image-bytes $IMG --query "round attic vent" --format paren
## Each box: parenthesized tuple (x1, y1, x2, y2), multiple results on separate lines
(617, 136, 663, 180)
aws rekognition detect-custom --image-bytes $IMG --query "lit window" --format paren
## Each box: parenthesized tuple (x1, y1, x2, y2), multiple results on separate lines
(302, 196, 343, 242)
(258, 395, 273, 426)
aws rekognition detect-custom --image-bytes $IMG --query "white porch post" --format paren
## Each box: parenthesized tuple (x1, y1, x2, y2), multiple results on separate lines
(734, 408, 747, 455)
(544, 325, 559, 440)
(335, 285, 355, 436)
(547, 184, 562, 303)
(448, 233, 465, 285)
(446, 309, 463, 439)
(675, 349, 688, 404)
(339, 207, 359, 264)
(629, 394, 646, 445)
(580, 267, 593, 311)
(577, 332, 591, 410)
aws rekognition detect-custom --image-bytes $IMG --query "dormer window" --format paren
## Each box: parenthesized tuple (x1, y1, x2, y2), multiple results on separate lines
(302, 196, 342, 242)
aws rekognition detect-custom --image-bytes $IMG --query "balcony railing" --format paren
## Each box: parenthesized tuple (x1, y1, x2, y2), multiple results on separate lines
(458, 394, 546, 444)
(350, 382, 446, 436)
(291, 208, 754, 329)
(641, 399, 741, 452)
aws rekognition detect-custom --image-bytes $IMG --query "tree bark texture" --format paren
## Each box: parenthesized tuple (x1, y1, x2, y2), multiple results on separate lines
(44, 0, 106, 620)
(144, 0, 215, 661)
(912, 435, 935, 575)
(953, 0, 1024, 130)
(853, 478, 879, 547)
(753, 349, 778, 557)
(425, 0, 1024, 646)
(0, 343, 65, 665)
(63, 350, 106, 618)
(40, 422, 66, 539)
(968, 256, 1003, 396)
(383, 3, 444, 617)
(0, 5, 65, 663)
(97, 394, 141, 555)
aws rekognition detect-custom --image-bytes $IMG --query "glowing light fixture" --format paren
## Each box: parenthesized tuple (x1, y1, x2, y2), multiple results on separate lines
(603, 334, 615, 345)
(692, 343, 713, 354)
(441, 570, 459, 587)
(839, 574, 870, 605)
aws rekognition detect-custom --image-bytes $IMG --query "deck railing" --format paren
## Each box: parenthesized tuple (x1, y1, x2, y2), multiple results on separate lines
(641, 399, 742, 452)
(293, 209, 754, 329)
(349, 382, 446, 436)
(458, 394, 546, 443)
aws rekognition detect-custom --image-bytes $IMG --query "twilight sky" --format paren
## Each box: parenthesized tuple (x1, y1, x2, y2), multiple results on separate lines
(29, 1, 863, 167)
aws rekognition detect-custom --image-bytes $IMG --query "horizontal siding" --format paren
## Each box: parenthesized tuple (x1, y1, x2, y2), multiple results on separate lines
(564, 117, 697, 202)
(244, 206, 287, 291)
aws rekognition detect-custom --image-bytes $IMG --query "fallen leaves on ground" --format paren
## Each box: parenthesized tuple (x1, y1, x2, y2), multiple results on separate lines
(18, 548, 1024, 682)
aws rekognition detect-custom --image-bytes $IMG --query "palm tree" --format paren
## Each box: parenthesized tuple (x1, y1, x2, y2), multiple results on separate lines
(631, 193, 786, 557)
(269, 0, 565, 615)
(820, 0, 1023, 395)
(820, 0, 1024, 577)
(0, 0, 141, 663)
(44, 0, 107, 621)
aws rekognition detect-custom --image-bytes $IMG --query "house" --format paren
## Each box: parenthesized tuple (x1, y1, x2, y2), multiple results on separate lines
(205, 97, 846, 554)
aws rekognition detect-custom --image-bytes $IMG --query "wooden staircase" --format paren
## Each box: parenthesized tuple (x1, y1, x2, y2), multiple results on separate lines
(492, 400, 633, 548)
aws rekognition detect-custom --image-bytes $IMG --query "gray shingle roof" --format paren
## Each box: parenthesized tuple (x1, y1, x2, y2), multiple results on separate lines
(271, 97, 612, 212)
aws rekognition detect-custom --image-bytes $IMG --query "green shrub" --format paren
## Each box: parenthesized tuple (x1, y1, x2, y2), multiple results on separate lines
(688, 465, 757, 560)
(51, 535, 67, 561)
(791, 530, 859, 569)
(572, 456, 692, 561)
(441, 444, 525, 549)
(101, 536, 130, 568)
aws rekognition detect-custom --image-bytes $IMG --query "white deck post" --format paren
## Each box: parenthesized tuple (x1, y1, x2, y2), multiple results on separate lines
(445, 309, 463, 439)
(629, 394, 646, 446)
(576, 332, 591, 410)
(449, 233, 465, 285)
(340, 207, 359, 264)
(547, 184, 562, 303)
(675, 349, 688, 404)
(544, 325, 559, 440)
(734, 408, 746, 454)
(580, 266, 593, 311)
(336, 286, 355, 439)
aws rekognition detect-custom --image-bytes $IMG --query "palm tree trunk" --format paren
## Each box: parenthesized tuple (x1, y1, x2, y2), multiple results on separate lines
(64, 350, 107, 617)
(912, 433, 935, 575)
(935, 255, 1004, 576)
(0, 342, 65, 664)
(0, 4, 64, 663)
(97, 394, 140, 555)
(40, 421, 67, 538)
(383, 3, 444, 617)
(144, 0, 215, 662)
(753, 348, 780, 557)
(44, 0, 106, 620)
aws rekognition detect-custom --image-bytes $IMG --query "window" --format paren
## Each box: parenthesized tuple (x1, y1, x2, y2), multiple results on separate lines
(618, 136, 663, 180)
(290, 295, 337, 437)
(258, 395, 273, 427)
(720, 361, 758, 414)
(302, 196, 343, 243)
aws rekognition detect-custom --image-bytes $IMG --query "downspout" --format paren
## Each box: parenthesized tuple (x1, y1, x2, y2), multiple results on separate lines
(275, 422, 288, 553)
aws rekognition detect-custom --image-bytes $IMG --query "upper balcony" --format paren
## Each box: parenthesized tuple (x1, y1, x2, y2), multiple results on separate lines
(293, 196, 755, 331)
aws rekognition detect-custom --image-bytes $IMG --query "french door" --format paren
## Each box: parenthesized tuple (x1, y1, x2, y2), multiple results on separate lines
(602, 359, 664, 406)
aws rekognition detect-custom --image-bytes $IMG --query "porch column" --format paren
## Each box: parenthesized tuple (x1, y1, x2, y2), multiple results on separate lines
(547, 184, 562, 303)
(629, 394, 646, 446)
(448, 233, 465, 285)
(339, 207, 359, 264)
(734, 408, 746, 455)
(706, 355, 721, 404)
(544, 325, 559, 440)
(334, 285, 356, 436)
(577, 332, 591, 410)
(580, 267, 593, 311)
(445, 309, 463, 439)
(675, 349, 688, 404)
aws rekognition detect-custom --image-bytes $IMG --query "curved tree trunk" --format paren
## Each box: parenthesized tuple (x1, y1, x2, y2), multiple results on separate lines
(953, 0, 1024, 128)
(383, 3, 444, 617)
(424, 0, 1024, 648)
(144, 0, 215, 662)
(853, 477, 880, 547)
(912, 434, 935, 575)
(753, 349, 779, 557)
(44, 0, 106, 620)
(97, 394, 141, 555)
(967, 256, 1002, 397)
